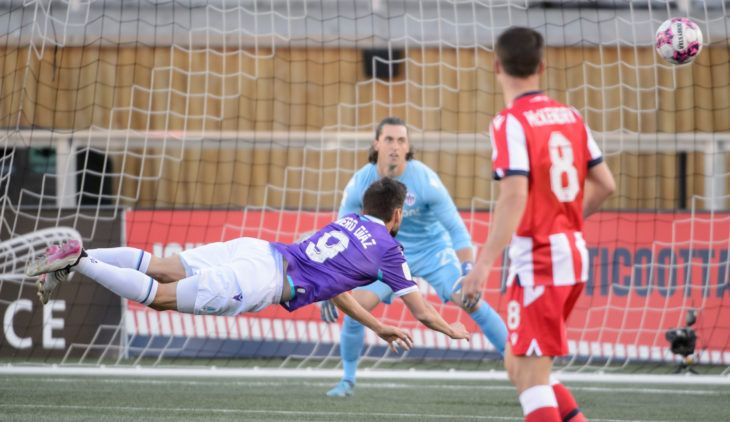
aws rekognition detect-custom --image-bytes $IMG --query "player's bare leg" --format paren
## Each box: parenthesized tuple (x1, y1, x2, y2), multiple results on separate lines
(148, 281, 180, 311)
(146, 255, 187, 283)
(33, 239, 195, 313)
(504, 346, 552, 393)
(505, 344, 561, 422)
(83, 247, 185, 284)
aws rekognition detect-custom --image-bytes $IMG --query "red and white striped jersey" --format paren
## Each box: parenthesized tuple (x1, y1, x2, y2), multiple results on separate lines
(490, 92, 603, 287)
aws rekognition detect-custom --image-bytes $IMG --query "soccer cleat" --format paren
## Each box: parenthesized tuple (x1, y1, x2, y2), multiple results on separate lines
(35, 268, 69, 305)
(26, 239, 84, 277)
(326, 380, 354, 397)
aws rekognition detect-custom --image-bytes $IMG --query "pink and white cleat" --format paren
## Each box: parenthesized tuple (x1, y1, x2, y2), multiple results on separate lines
(36, 268, 69, 305)
(26, 239, 84, 277)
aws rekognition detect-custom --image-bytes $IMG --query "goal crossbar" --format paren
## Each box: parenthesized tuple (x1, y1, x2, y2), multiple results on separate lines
(5, 129, 729, 209)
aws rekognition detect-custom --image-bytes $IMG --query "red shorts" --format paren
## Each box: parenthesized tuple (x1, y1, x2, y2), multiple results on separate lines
(505, 280, 584, 357)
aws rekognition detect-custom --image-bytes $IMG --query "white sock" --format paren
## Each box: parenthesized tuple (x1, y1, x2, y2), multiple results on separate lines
(86, 247, 152, 273)
(176, 276, 198, 313)
(519, 385, 558, 416)
(76, 256, 158, 306)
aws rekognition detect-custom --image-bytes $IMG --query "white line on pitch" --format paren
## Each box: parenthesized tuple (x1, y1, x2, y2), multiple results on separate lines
(0, 404, 509, 420)
(0, 404, 680, 422)
(6, 377, 726, 396)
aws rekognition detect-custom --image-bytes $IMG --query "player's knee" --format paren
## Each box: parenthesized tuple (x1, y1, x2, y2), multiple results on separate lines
(504, 359, 517, 383)
(505, 359, 531, 389)
(503, 346, 519, 384)
(149, 282, 178, 312)
(148, 301, 164, 311)
(148, 255, 186, 283)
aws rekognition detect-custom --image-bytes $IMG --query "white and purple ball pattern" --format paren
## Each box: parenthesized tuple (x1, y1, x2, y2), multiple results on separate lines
(655, 17, 703, 65)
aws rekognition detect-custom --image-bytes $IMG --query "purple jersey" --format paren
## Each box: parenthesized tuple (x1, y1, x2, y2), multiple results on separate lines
(271, 214, 418, 311)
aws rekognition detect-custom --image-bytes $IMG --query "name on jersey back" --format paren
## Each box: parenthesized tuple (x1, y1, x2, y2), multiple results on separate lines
(335, 216, 377, 249)
(523, 107, 576, 127)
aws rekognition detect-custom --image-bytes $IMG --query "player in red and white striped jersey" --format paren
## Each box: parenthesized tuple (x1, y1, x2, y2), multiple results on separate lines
(461, 27, 616, 422)
(491, 96, 603, 289)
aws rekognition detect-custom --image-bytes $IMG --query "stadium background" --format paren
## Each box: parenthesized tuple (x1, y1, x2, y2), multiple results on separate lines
(2, 0, 730, 376)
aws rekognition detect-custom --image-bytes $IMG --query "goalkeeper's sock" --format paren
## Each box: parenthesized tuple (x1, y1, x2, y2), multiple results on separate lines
(75, 255, 158, 306)
(520, 385, 561, 422)
(87, 247, 152, 273)
(469, 301, 507, 355)
(340, 314, 365, 385)
(550, 377, 587, 422)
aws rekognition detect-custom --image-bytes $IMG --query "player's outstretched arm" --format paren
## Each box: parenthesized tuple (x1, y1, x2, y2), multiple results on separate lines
(462, 175, 528, 304)
(399, 291, 470, 340)
(329, 292, 414, 353)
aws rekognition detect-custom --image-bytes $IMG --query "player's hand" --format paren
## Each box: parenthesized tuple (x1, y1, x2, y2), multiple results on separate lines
(451, 276, 480, 311)
(320, 300, 339, 323)
(447, 322, 470, 340)
(375, 324, 414, 354)
(460, 270, 484, 309)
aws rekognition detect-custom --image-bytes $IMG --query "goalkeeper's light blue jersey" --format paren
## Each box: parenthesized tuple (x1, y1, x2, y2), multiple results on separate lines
(339, 160, 471, 275)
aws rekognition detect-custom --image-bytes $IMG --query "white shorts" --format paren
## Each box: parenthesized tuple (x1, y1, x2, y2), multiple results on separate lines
(177, 238, 284, 316)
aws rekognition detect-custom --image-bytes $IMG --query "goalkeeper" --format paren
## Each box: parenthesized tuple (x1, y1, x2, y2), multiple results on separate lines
(322, 117, 507, 397)
(26, 177, 470, 353)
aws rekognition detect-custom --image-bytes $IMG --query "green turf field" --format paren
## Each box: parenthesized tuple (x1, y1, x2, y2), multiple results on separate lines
(1, 374, 729, 421)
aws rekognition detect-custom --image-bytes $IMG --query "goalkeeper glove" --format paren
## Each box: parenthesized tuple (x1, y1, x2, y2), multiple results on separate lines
(320, 300, 339, 323)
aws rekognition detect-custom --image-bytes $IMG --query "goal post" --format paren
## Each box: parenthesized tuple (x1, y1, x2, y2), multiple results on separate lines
(1, 0, 730, 375)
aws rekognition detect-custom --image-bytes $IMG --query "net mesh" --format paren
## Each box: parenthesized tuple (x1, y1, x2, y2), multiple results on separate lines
(1, 0, 729, 374)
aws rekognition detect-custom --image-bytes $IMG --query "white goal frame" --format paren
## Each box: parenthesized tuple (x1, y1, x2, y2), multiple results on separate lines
(5, 128, 730, 210)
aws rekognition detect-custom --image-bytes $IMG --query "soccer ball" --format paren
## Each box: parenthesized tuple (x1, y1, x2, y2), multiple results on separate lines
(655, 17, 703, 65)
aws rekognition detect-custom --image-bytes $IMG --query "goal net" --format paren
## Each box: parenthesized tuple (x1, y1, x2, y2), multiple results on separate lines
(1, 0, 729, 376)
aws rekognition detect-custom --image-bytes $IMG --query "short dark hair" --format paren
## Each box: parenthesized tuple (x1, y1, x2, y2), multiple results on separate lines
(367, 116, 415, 164)
(496, 26, 544, 77)
(361, 177, 407, 222)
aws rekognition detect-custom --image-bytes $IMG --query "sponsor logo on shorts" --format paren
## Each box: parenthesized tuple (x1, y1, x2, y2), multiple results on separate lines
(233, 293, 243, 302)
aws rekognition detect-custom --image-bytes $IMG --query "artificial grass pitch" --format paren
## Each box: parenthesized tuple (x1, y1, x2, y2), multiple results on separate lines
(1, 374, 729, 421)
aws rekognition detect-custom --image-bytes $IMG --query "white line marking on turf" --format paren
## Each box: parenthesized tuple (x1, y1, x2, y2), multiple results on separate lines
(9, 377, 727, 396)
(571, 385, 727, 396)
(0, 404, 509, 420)
(4, 366, 728, 385)
(0, 404, 680, 422)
